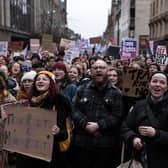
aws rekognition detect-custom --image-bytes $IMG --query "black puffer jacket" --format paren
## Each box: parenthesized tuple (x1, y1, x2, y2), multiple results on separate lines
(122, 93, 168, 168)
(72, 80, 122, 148)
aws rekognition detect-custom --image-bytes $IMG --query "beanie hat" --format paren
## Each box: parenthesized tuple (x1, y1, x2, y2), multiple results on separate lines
(38, 70, 55, 82)
(21, 70, 37, 83)
(53, 61, 67, 73)
(31, 53, 41, 60)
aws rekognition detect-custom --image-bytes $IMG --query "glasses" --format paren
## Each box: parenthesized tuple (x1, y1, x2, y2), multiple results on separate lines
(92, 66, 107, 70)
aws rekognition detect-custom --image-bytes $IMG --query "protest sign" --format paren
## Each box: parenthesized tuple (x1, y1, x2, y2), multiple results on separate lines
(0, 41, 8, 56)
(8, 41, 24, 51)
(30, 39, 40, 52)
(121, 38, 137, 60)
(60, 38, 75, 49)
(155, 45, 168, 65)
(2, 104, 57, 162)
(122, 68, 150, 97)
(42, 34, 53, 52)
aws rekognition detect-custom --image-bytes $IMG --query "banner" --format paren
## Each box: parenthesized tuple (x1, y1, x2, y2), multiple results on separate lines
(121, 38, 136, 60)
(122, 68, 150, 97)
(60, 38, 75, 49)
(0, 41, 8, 56)
(156, 45, 168, 65)
(8, 41, 24, 51)
(3, 104, 57, 162)
(42, 34, 53, 52)
(30, 39, 40, 52)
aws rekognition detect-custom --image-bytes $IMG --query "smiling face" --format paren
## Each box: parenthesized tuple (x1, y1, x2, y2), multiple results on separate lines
(68, 67, 79, 82)
(35, 74, 50, 93)
(149, 73, 168, 99)
(107, 69, 118, 85)
(52, 68, 65, 82)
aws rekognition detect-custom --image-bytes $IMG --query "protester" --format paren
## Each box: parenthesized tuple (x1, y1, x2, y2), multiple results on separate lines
(121, 71, 168, 168)
(16, 70, 37, 103)
(107, 67, 122, 90)
(0, 64, 17, 96)
(9, 62, 23, 96)
(0, 70, 17, 166)
(72, 59, 122, 168)
(148, 63, 160, 76)
(16, 70, 70, 168)
(0, 70, 16, 117)
(68, 65, 80, 85)
(52, 61, 77, 102)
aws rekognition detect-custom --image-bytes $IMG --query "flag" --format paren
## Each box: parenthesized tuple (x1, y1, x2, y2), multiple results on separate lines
(22, 45, 28, 60)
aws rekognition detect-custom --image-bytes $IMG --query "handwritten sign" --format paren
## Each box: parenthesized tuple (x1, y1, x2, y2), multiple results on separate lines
(60, 38, 75, 49)
(122, 68, 150, 97)
(2, 104, 57, 162)
(42, 34, 53, 52)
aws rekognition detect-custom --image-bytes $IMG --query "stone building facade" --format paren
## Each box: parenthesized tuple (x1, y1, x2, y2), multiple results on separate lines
(0, 0, 67, 43)
(149, 0, 168, 50)
(104, 0, 152, 55)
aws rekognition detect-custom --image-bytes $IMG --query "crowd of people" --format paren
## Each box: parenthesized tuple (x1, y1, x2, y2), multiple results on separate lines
(0, 48, 168, 168)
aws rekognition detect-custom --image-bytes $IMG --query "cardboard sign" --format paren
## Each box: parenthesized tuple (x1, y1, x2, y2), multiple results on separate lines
(8, 41, 24, 51)
(0, 41, 8, 56)
(156, 45, 168, 65)
(121, 38, 137, 60)
(30, 39, 40, 52)
(60, 38, 75, 49)
(2, 104, 57, 162)
(122, 68, 150, 97)
(42, 34, 53, 52)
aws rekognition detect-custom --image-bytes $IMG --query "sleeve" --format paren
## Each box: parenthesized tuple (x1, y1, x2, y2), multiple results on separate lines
(121, 105, 140, 145)
(72, 86, 88, 129)
(54, 94, 70, 141)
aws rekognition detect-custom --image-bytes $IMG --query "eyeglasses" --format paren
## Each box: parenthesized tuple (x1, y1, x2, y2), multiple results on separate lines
(92, 66, 107, 70)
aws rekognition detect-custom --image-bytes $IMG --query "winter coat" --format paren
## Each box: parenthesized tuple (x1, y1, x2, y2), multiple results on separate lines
(72, 80, 122, 148)
(122, 93, 168, 168)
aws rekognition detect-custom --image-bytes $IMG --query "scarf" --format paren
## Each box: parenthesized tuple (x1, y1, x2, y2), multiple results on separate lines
(31, 91, 49, 107)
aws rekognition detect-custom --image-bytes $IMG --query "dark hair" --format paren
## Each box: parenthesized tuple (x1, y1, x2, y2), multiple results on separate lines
(148, 63, 160, 71)
(108, 67, 123, 89)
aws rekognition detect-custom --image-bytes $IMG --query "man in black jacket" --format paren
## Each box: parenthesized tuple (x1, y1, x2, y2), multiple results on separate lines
(72, 59, 122, 168)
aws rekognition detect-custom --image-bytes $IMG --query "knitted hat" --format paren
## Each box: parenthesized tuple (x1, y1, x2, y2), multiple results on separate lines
(53, 61, 67, 73)
(21, 70, 37, 83)
(38, 70, 55, 82)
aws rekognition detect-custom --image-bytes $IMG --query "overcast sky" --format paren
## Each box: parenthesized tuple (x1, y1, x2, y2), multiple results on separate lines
(67, 0, 112, 39)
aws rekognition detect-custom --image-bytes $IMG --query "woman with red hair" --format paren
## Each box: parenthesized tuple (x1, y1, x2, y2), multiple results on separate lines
(16, 70, 70, 168)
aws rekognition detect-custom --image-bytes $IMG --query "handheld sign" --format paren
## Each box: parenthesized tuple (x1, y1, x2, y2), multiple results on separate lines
(122, 67, 150, 97)
(2, 103, 57, 162)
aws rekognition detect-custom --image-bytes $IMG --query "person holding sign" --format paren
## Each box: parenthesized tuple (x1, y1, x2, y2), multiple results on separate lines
(16, 70, 69, 168)
(122, 71, 168, 168)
